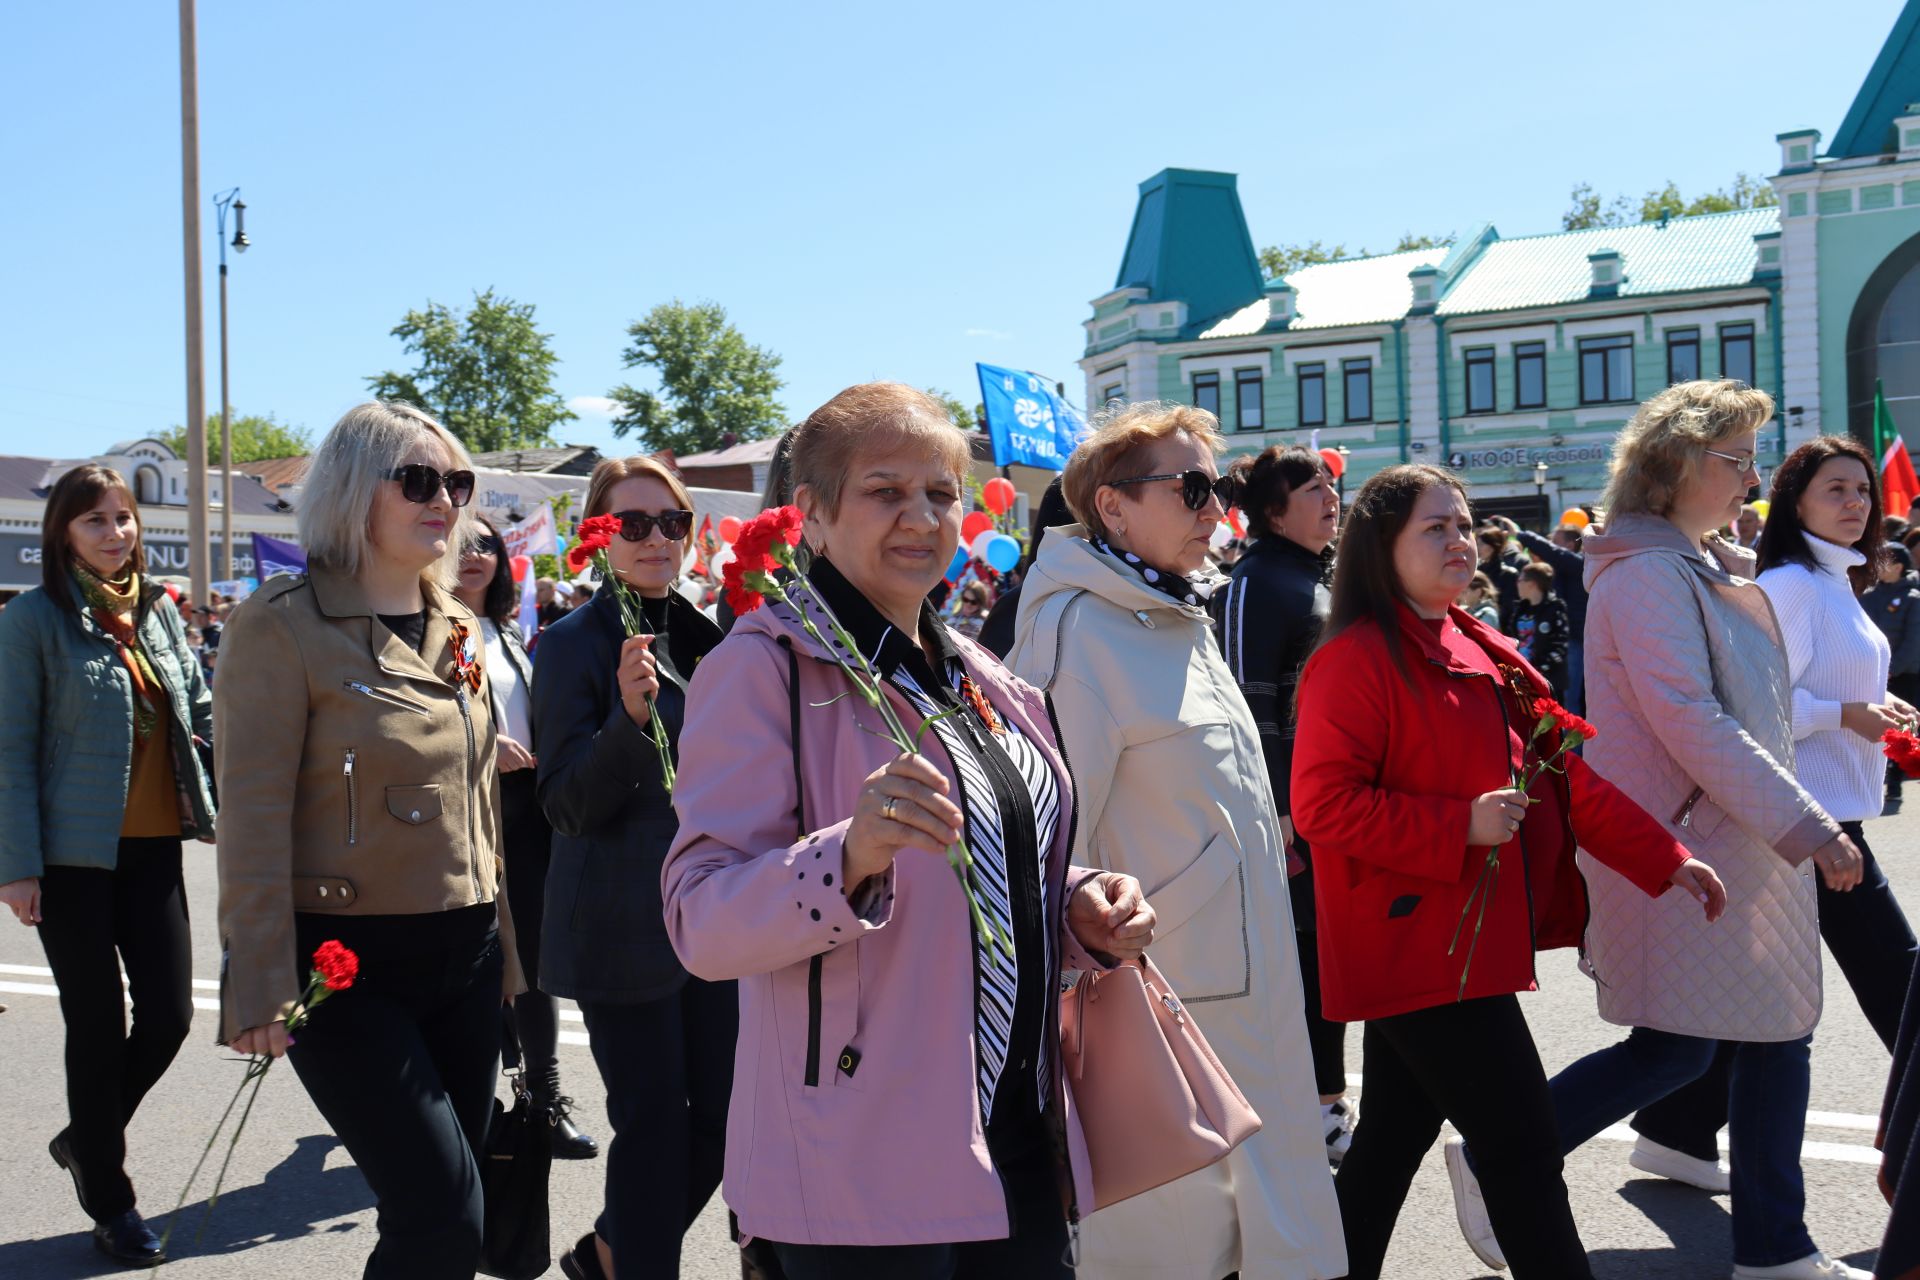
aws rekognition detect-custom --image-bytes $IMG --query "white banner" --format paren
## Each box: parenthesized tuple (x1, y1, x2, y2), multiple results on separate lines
(500, 503, 559, 560)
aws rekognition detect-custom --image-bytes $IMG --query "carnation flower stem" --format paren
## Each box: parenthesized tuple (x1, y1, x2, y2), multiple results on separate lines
(593, 551, 676, 794)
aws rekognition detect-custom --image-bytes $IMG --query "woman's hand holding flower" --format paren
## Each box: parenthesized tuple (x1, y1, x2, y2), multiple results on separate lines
(845, 755, 965, 891)
(231, 1021, 290, 1060)
(617, 635, 660, 729)
(1068, 872, 1156, 964)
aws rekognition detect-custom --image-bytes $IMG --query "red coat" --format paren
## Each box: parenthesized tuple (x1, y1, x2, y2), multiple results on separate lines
(1292, 603, 1687, 1022)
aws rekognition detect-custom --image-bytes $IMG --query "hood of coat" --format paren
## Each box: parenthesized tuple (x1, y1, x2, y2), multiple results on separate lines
(1582, 511, 1753, 592)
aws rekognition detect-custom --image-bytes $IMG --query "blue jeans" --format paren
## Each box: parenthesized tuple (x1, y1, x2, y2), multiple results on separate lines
(1565, 637, 1586, 717)
(1548, 1027, 1815, 1268)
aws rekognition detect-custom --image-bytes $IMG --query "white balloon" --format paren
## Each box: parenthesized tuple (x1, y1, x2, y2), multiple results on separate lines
(970, 528, 998, 558)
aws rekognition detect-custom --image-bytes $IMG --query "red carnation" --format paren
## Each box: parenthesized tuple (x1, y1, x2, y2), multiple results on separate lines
(1885, 728, 1920, 779)
(722, 555, 764, 615)
(312, 939, 359, 992)
(566, 514, 624, 574)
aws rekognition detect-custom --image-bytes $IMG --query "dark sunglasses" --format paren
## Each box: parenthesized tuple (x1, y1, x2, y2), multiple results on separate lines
(390, 464, 476, 508)
(1109, 470, 1239, 512)
(467, 534, 505, 557)
(611, 509, 693, 542)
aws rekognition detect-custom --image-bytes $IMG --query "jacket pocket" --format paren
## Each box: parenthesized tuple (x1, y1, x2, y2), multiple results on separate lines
(291, 875, 358, 910)
(1672, 787, 1726, 854)
(1142, 831, 1250, 1002)
(386, 785, 443, 825)
(342, 680, 432, 716)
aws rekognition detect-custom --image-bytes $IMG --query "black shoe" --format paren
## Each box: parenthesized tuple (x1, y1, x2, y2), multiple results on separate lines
(1888, 793, 1905, 816)
(558, 1232, 607, 1280)
(92, 1209, 164, 1268)
(50, 1130, 98, 1220)
(533, 1085, 599, 1160)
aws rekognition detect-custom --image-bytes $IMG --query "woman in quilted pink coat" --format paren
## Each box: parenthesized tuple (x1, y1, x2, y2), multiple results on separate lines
(1449, 381, 1870, 1280)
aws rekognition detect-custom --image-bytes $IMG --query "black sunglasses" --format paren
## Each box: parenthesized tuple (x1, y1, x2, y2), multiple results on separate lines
(1109, 470, 1239, 512)
(611, 509, 693, 542)
(390, 464, 476, 508)
(467, 534, 505, 557)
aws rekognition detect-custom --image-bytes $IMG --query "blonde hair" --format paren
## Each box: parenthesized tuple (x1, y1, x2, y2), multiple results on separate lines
(1062, 400, 1224, 541)
(298, 401, 475, 589)
(1603, 379, 1774, 517)
(788, 383, 972, 517)
(583, 454, 695, 521)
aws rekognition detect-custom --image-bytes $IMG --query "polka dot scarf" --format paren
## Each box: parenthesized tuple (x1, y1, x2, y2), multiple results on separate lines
(1091, 535, 1214, 608)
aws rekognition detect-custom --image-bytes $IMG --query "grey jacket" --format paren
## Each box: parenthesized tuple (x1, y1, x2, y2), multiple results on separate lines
(0, 581, 216, 882)
(1579, 513, 1838, 1041)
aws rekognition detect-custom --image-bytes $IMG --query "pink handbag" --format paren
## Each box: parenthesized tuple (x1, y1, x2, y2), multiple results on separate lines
(1058, 954, 1262, 1209)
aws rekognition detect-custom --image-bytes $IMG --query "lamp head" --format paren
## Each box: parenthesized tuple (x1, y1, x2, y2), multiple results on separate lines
(231, 199, 249, 253)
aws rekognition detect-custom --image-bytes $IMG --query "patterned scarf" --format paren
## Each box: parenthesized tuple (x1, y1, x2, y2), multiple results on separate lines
(1091, 535, 1214, 608)
(74, 561, 161, 741)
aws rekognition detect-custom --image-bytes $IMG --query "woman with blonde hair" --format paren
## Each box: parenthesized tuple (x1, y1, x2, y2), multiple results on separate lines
(1008, 402, 1346, 1279)
(215, 401, 522, 1280)
(1446, 381, 1868, 1280)
(666, 382, 1157, 1278)
(534, 454, 731, 1280)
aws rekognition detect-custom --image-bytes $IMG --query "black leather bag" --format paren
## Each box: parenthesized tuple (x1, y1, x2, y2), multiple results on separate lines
(477, 1067, 553, 1280)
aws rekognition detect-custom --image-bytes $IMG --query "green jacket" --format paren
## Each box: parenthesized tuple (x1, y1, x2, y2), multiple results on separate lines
(0, 580, 217, 882)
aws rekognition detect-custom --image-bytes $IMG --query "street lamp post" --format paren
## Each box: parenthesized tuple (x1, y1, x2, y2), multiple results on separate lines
(1532, 459, 1550, 523)
(213, 188, 248, 582)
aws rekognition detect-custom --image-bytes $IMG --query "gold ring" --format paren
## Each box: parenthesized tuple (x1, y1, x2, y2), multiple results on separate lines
(883, 797, 897, 822)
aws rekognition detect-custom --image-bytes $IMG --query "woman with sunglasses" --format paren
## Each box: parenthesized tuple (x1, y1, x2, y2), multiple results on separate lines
(1006, 402, 1346, 1280)
(531, 455, 732, 1280)
(214, 401, 523, 1279)
(454, 515, 598, 1160)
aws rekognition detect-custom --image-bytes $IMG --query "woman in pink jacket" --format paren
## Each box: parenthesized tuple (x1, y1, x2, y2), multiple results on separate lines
(663, 382, 1158, 1280)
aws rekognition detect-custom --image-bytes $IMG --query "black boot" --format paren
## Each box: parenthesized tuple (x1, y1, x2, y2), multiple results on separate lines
(558, 1231, 608, 1280)
(533, 1068, 599, 1161)
(50, 1129, 98, 1220)
(92, 1209, 164, 1268)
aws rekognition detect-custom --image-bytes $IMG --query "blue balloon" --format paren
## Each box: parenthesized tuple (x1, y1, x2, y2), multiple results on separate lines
(985, 533, 1021, 573)
(946, 548, 968, 581)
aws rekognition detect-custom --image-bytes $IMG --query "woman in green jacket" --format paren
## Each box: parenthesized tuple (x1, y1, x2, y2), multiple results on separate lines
(0, 464, 217, 1268)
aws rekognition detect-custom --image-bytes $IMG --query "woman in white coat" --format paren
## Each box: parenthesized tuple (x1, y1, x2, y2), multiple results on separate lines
(1007, 401, 1345, 1280)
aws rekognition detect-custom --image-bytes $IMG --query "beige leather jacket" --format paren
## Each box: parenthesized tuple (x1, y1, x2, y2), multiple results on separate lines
(213, 567, 518, 1041)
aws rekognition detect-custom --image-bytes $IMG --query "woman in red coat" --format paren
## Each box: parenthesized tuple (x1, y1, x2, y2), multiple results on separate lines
(1291, 464, 1725, 1280)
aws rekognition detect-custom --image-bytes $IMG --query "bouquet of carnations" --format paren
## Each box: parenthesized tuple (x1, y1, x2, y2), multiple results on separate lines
(1885, 726, 1920, 778)
(567, 515, 677, 793)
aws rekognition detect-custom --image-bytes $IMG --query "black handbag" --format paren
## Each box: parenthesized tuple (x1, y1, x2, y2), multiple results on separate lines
(477, 1060, 553, 1280)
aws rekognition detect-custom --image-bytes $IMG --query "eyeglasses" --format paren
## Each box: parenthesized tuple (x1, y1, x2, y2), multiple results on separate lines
(390, 464, 476, 507)
(1702, 447, 1758, 473)
(1109, 470, 1239, 512)
(611, 509, 693, 542)
(468, 534, 504, 557)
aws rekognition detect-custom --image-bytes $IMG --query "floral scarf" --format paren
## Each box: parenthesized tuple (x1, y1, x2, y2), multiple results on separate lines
(1091, 535, 1215, 608)
(74, 561, 161, 741)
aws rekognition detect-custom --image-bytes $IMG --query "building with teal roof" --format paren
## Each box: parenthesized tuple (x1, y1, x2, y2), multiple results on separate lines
(1080, 2, 1920, 521)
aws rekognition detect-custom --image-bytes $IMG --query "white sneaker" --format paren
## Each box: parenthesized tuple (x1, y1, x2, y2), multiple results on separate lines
(1730, 1250, 1873, 1279)
(1629, 1134, 1731, 1192)
(1444, 1137, 1508, 1271)
(1322, 1096, 1358, 1167)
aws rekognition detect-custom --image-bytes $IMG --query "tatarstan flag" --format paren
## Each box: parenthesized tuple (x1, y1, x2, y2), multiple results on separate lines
(1877, 379, 1919, 518)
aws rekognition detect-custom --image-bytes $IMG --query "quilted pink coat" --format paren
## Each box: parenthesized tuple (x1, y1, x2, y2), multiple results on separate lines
(1579, 513, 1841, 1041)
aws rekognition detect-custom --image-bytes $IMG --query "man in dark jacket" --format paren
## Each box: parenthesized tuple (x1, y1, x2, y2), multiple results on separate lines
(1512, 563, 1571, 698)
(1515, 524, 1588, 714)
(1476, 526, 1521, 635)
(1864, 542, 1920, 809)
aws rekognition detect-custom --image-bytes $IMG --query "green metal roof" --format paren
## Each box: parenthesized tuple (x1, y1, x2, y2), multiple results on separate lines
(1831, 0, 1920, 159)
(1115, 169, 1264, 329)
(1435, 208, 1777, 317)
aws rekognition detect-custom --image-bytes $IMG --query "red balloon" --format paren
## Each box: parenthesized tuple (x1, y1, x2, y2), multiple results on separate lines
(961, 511, 994, 543)
(510, 555, 532, 584)
(1318, 447, 1346, 479)
(164, 583, 182, 603)
(982, 477, 1017, 515)
(718, 516, 743, 544)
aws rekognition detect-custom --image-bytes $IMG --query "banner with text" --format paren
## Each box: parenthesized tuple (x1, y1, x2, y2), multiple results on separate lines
(975, 364, 1088, 472)
(500, 503, 560, 560)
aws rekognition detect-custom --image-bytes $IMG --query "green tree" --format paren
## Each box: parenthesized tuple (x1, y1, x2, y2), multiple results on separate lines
(1258, 233, 1454, 279)
(160, 411, 313, 463)
(367, 289, 576, 452)
(1565, 174, 1777, 230)
(605, 300, 786, 455)
(925, 388, 978, 432)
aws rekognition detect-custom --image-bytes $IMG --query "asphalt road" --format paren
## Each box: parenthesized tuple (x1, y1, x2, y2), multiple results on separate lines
(0, 811, 1906, 1279)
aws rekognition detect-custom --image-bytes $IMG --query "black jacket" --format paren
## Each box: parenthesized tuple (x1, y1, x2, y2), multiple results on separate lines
(533, 587, 722, 1003)
(1512, 594, 1571, 695)
(1480, 554, 1521, 634)
(1865, 572, 1920, 679)
(1515, 530, 1588, 636)
(1211, 534, 1330, 816)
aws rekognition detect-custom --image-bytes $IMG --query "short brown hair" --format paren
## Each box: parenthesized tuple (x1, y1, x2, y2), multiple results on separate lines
(42, 465, 144, 609)
(787, 383, 971, 517)
(1604, 379, 1774, 516)
(1061, 401, 1224, 542)
(584, 454, 695, 521)
(1519, 562, 1554, 591)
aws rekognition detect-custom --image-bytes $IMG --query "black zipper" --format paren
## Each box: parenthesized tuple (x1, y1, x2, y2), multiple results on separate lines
(804, 954, 824, 1087)
(1040, 684, 1085, 1239)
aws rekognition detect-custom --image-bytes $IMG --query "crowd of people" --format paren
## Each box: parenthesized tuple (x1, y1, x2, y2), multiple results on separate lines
(1, 378, 1918, 1280)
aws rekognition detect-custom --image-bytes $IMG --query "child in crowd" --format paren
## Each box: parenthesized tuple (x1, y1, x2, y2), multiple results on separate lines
(1512, 562, 1570, 697)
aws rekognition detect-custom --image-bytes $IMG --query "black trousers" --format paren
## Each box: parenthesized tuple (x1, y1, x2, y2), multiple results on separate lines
(579, 974, 738, 1277)
(499, 770, 558, 1081)
(287, 906, 503, 1280)
(1335, 995, 1591, 1280)
(766, 1121, 1071, 1280)
(1291, 866, 1348, 1098)
(1633, 818, 1918, 1156)
(36, 837, 194, 1221)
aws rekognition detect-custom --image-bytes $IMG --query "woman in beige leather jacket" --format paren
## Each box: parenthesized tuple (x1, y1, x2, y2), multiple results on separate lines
(214, 401, 519, 1280)
(1008, 401, 1345, 1280)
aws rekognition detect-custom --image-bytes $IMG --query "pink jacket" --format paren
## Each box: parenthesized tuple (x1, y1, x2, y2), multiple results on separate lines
(664, 593, 1105, 1247)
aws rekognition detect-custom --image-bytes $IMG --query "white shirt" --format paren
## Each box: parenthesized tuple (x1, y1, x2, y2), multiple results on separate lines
(479, 619, 534, 747)
(1757, 535, 1892, 822)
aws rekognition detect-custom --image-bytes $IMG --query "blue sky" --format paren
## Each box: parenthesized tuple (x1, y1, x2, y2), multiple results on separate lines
(0, 0, 1903, 461)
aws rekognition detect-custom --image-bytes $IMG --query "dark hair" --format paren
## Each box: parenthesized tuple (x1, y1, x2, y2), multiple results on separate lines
(1020, 476, 1074, 574)
(1320, 464, 1469, 681)
(1887, 541, 1914, 572)
(1756, 435, 1883, 595)
(465, 514, 519, 626)
(1519, 562, 1554, 591)
(1229, 445, 1326, 540)
(1887, 515, 1910, 542)
(42, 465, 145, 610)
(1552, 526, 1585, 551)
(1476, 525, 1508, 554)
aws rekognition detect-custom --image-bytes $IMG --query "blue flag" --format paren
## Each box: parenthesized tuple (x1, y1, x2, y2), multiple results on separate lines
(251, 532, 307, 580)
(975, 364, 1088, 472)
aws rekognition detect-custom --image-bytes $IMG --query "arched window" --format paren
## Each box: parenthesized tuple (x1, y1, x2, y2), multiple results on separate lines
(1847, 232, 1920, 439)
(134, 465, 162, 506)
